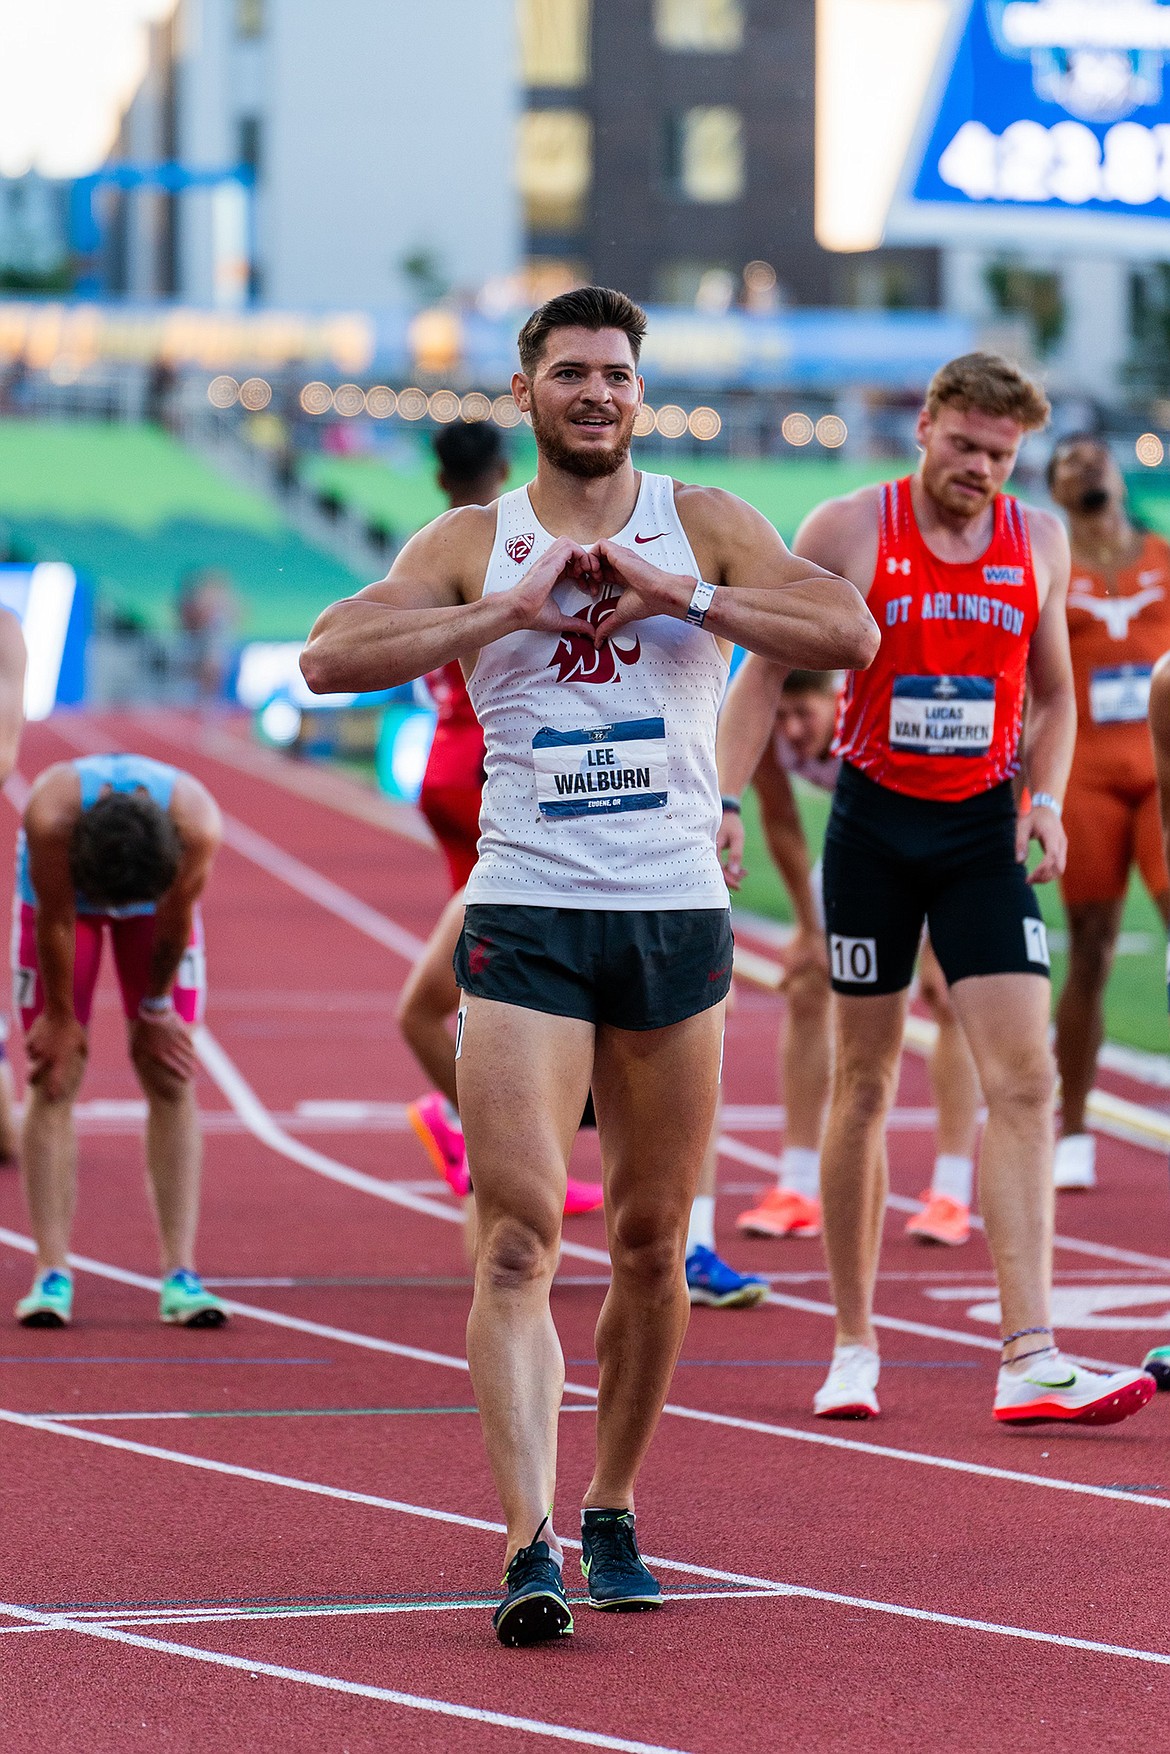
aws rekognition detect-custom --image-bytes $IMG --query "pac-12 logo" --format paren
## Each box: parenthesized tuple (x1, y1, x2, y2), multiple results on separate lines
(983, 565, 1024, 586)
(547, 596, 641, 684)
(506, 532, 536, 565)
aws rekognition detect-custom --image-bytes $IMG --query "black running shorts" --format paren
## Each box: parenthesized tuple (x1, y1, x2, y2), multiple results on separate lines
(822, 763, 1050, 997)
(454, 904, 734, 1030)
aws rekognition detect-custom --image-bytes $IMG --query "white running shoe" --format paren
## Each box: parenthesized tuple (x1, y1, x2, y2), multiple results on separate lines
(994, 1352, 1155, 1426)
(813, 1344, 880, 1419)
(1053, 1133, 1096, 1190)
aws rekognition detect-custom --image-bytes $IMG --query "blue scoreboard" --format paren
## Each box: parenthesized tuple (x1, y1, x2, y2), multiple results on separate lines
(888, 0, 1170, 250)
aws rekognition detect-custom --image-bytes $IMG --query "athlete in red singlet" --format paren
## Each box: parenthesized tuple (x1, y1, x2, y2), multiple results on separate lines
(720, 353, 1155, 1430)
(418, 659, 485, 892)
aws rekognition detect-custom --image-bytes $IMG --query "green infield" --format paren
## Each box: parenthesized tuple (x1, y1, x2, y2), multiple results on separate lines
(0, 420, 359, 637)
(738, 780, 1169, 1056)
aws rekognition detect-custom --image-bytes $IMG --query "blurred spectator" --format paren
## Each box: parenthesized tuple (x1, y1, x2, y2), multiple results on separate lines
(177, 567, 239, 706)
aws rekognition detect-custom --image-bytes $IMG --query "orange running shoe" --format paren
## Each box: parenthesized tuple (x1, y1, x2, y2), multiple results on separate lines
(904, 1193, 970, 1247)
(736, 1187, 822, 1238)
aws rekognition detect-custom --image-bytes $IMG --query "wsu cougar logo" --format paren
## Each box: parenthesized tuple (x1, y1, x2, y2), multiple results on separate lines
(506, 532, 536, 564)
(547, 596, 641, 684)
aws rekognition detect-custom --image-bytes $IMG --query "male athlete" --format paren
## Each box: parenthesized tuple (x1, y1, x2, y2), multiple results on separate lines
(402, 421, 604, 1219)
(0, 608, 26, 1167)
(721, 352, 1154, 1427)
(718, 663, 981, 1246)
(1046, 436, 1170, 1191)
(301, 286, 877, 1646)
(13, 754, 226, 1329)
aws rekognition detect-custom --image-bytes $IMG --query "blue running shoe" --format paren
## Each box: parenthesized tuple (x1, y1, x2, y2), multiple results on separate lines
(685, 1244, 769, 1309)
(1142, 1345, 1170, 1390)
(580, 1509, 662, 1611)
(492, 1523, 573, 1648)
(160, 1269, 228, 1328)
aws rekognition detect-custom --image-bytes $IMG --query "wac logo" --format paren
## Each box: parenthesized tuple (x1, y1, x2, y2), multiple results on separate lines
(506, 531, 536, 565)
(547, 596, 641, 684)
(983, 564, 1024, 586)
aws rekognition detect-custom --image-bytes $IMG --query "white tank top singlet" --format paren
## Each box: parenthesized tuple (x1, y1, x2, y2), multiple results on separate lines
(462, 471, 730, 911)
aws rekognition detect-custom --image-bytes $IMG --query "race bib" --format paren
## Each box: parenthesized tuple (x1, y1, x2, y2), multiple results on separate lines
(889, 676, 995, 757)
(533, 717, 668, 819)
(1089, 665, 1152, 725)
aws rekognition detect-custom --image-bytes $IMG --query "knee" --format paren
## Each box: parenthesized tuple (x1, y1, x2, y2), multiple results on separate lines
(832, 1054, 898, 1125)
(981, 1048, 1055, 1117)
(131, 1045, 190, 1102)
(1066, 915, 1118, 984)
(786, 967, 830, 1025)
(477, 1214, 558, 1292)
(608, 1209, 685, 1296)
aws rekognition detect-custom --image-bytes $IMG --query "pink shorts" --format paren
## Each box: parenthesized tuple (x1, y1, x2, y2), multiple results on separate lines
(12, 903, 206, 1032)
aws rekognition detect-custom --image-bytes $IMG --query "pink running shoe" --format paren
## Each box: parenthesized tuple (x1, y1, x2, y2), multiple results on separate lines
(564, 1176, 604, 1216)
(408, 1093, 470, 1197)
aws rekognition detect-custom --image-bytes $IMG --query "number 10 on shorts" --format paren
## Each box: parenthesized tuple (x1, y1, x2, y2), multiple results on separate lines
(830, 934, 878, 984)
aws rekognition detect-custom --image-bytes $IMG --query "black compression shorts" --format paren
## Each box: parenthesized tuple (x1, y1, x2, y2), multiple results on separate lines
(454, 904, 734, 1030)
(822, 763, 1050, 996)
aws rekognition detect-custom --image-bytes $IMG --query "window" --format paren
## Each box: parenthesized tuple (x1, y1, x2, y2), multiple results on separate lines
(654, 0, 743, 52)
(519, 0, 591, 86)
(235, 0, 264, 38)
(665, 107, 744, 202)
(518, 109, 592, 230)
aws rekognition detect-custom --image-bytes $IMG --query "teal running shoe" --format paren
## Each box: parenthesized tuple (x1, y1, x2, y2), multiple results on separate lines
(160, 1269, 228, 1328)
(580, 1508, 663, 1611)
(492, 1525, 573, 1648)
(15, 1269, 73, 1328)
(1142, 1345, 1170, 1390)
(685, 1244, 769, 1308)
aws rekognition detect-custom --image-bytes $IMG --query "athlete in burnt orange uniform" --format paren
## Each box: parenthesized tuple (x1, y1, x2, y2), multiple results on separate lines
(723, 355, 1155, 1429)
(1047, 436, 1170, 1191)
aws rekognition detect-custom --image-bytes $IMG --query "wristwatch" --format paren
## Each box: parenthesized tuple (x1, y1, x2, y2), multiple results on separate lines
(685, 578, 717, 627)
(1030, 791, 1062, 818)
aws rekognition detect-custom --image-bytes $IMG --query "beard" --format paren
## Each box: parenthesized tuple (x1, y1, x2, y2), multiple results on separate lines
(530, 398, 634, 479)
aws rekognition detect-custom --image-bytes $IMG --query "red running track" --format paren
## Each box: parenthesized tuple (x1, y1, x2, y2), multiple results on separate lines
(2, 710, 1169, 1754)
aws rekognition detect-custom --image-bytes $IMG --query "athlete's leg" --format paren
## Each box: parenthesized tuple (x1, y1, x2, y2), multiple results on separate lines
(1133, 782, 1170, 926)
(1054, 898, 1124, 1137)
(947, 973, 1055, 1350)
(916, 938, 980, 1164)
(20, 1042, 87, 1272)
(457, 995, 592, 1565)
(116, 915, 206, 1276)
(397, 891, 465, 1105)
(782, 961, 833, 1153)
(0, 1027, 18, 1165)
(819, 990, 907, 1349)
(585, 1002, 725, 1510)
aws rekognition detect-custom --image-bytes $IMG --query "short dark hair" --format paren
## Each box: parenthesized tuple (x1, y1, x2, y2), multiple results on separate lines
(517, 286, 647, 376)
(781, 669, 841, 696)
(925, 352, 1050, 432)
(1045, 430, 1109, 490)
(432, 420, 505, 485)
(69, 792, 182, 909)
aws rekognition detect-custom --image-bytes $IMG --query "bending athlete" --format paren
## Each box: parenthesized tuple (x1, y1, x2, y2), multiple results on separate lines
(1046, 436, 1170, 1192)
(718, 664, 981, 1246)
(724, 352, 1153, 1428)
(402, 420, 603, 1218)
(0, 608, 26, 1167)
(302, 285, 877, 1646)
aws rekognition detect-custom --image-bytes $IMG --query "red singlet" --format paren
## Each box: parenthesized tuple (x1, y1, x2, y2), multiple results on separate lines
(419, 662, 486, 893)
(833, 477, 1040, 802)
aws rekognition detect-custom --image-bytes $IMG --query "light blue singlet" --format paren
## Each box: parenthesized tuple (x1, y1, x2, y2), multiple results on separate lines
(17, 754, 179, 917)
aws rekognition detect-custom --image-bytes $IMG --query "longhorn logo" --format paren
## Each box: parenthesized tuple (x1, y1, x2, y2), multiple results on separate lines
(547, 595, 641, 685)
(1068, 582, 1164, 640)
(506, 532, 536, 565)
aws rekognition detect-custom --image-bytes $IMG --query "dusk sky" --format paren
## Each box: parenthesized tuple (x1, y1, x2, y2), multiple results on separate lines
(0, 0, 175, 177)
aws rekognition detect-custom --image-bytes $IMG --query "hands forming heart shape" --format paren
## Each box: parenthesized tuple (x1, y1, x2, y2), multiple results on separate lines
(519, 535, 682, 648)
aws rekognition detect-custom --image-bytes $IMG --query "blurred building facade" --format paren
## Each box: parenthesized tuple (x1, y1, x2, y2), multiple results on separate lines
(110, 0, 521, 309)
(518, 0, 938, 312)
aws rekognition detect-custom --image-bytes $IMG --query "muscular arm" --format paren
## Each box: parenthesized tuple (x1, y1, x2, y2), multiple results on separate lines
(300, 511, 591, 695)
(24, 768, 82, 1022)
(0, 611, 26, 783)
(1019, 512, 1075, 881)
(596, 488, 879, 671)
(145, 775, 222, 1001)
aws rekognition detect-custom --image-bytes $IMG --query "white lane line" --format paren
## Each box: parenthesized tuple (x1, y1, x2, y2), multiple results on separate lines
(0, 1219, 1163, 1512)
(0, 1597, 690, 1754)
(3, 1420, 1170, 1670)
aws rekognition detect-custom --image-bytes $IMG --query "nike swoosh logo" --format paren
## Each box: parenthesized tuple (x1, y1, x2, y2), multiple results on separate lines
(1029, 1374, 1077, 1390)
(634, 532, 667, 544)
